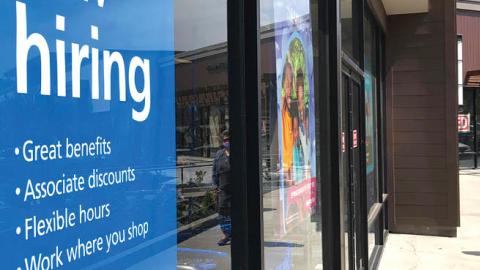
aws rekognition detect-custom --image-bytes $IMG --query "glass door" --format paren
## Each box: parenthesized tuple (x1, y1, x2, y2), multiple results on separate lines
(342, 72, 366, 270)
(459, 88, 476, 168)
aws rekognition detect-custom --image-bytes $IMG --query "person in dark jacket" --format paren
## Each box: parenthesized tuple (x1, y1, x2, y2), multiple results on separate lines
(212, 130, 231, 246)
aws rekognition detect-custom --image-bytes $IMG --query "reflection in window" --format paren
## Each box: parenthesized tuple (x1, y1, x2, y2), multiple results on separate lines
(364, 15, 378, 214)
(368, 217, 379, 258)
(260, 0, 322, 269)
(341, 0, 354, 57)
(175, 0, 231, 268)
(458, 89, 475, 168)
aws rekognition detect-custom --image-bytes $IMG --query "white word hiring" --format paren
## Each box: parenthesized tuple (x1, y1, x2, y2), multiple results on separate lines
(16, 1, 151, 122)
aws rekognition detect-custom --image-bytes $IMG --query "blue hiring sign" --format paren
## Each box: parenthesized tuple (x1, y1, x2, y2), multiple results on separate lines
(0, 0, 176, 269)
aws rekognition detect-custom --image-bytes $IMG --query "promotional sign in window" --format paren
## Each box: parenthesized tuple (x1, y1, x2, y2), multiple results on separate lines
(261, 1, 322, 268)
(275, 1, 317, 234)
(364, 72, 376, 174)
(353, 129, 358, 149)
(0, 1, 175, 269)
(458, 114, 471, 132)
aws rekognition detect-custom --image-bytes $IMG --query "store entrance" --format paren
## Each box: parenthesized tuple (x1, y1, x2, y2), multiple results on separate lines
(342, 72, 367, 270)
(458, 87, 480, 169)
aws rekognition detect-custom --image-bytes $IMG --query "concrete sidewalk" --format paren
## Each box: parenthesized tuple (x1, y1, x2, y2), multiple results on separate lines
(379, 170, 480, 270)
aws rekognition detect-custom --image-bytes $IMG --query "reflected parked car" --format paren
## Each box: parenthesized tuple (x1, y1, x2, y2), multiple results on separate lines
(459, 142, 472, 153)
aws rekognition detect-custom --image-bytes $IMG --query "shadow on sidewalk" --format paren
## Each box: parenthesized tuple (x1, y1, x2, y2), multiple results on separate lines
(462, 251, 480, 256)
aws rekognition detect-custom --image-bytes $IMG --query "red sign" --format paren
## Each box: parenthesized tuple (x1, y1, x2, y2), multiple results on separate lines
(458, 114, 470, 132)
(353, 129, 358, 148)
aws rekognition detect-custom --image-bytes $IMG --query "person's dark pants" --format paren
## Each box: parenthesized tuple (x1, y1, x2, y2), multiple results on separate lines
(219, 215, 231, 238)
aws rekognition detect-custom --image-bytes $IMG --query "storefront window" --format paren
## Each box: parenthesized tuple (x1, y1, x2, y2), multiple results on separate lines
(364, 14, 379, 214)
(341, 0, 354, 58)
(175, 0, 231, 268)
(341, 74, 351, 270)
(458, 89, 475, 168)
(368, 217, 380, 257)
(364, 10, 386, 263)
(0, 0, 231, 269)
(260, 0, 322, 268)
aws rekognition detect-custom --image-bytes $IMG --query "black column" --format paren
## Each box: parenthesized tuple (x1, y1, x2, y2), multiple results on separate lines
(228, 0, 264, 269)
(320, 0, 343, 269)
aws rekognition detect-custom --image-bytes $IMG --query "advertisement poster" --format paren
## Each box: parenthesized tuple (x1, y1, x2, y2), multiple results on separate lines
(275, 1, 317, 234)
(365, 72, 376, 175)
(0, 1, 176, 269)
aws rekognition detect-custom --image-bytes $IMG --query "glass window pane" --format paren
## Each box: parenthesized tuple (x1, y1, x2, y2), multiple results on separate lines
(475, 91, 480, 168)
(459, 89, 475, 168)
(364, 15, 377, 75)
(341, 0, 354, 57)
(341, 74, 351, 270)
(364, 15, 379, 213)
(260, 0, 322, 268)
(175, 0, 231, 268)
(0, 1, 231, 269)
(368, 217, 380, 258)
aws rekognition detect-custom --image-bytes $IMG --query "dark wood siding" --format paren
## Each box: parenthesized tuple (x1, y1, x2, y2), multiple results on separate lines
(386, 0, 459, 236)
